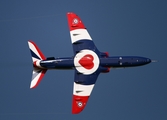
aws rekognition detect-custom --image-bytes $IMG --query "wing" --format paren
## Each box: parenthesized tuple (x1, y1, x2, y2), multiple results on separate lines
(67, 12, 101, 114)
(67, 12, 100, 54)
(72, 70, 100, 114)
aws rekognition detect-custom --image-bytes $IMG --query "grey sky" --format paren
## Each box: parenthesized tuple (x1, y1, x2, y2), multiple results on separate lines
(0, 0, 167, 119)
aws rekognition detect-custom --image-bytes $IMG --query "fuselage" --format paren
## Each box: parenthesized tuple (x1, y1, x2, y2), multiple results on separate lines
(35, 56, 151, 70)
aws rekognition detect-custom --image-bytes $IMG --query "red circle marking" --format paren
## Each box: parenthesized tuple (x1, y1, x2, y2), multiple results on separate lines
(78, 54, 94, 70)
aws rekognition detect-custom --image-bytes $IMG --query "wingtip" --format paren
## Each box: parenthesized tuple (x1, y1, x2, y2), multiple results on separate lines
(67, 12, 85, 31)
(67, 12, 76, 15)
(72, 95, 89, 114)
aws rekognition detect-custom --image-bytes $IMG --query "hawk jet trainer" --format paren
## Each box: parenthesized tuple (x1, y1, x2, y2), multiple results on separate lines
(28, 12, 152, 114)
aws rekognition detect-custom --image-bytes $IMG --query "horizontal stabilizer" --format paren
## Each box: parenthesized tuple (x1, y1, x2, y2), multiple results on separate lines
(28, 40, 47, 89)
(28, 40, 46, 62)
(30, 67, 47, 89)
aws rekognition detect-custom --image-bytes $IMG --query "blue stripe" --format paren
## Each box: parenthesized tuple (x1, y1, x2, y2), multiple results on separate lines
(73, 40, 100, 55)
(74, 70, 101, 85)
(30, 49, 40, 59)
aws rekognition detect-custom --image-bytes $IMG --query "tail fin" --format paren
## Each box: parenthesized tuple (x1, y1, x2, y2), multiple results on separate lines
(28, 40, 47, 89)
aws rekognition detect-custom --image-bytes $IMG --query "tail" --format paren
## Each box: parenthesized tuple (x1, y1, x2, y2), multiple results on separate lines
(28, 40, 47, 89)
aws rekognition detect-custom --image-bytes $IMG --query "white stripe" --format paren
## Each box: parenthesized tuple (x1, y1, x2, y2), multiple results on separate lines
(32, 57, 39, 62)
(73, 82, 94, 96)
(70, 29, 92, 43)
(74, 50, 100, 75)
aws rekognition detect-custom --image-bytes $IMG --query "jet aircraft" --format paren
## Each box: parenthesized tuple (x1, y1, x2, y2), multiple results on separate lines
(28, 12, 152, 114)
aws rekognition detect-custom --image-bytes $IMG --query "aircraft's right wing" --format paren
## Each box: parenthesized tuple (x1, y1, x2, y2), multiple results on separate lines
(72, 70, 100, 114)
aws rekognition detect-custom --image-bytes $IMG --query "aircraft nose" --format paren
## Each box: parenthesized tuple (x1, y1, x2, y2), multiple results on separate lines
(139, 57, 151, 65)
(146, 58, 151, 63)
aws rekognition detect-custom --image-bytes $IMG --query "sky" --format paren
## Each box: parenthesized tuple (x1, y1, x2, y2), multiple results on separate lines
(0, 0, 167, 119)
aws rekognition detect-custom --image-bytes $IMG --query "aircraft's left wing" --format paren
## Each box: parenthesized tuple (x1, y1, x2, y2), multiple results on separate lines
(67, 12, 100, 54)
(72, 70, 100, 114)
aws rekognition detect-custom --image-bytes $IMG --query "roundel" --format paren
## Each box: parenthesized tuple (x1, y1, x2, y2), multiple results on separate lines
(74, 50, 100, 75)
(77, 102, 83, 107)
(73, 18, 79, 24)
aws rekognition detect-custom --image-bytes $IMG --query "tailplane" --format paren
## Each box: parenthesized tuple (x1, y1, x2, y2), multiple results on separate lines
(30, 68, 47, 88)
(28, 41, 47, 89)
(28, 40, 46, 62)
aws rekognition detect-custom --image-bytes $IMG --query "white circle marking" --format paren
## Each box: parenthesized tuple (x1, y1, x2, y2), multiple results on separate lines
(74, 49, 100, 75)
(77, 102, 83, 107)
(73, 18, 79, 24)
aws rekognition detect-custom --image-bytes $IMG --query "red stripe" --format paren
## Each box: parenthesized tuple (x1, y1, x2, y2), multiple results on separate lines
(67, 12, 85, 31)
(72, 95, 89, 114)
(33, 61, 37, 67)
(29, 40, 46, 60)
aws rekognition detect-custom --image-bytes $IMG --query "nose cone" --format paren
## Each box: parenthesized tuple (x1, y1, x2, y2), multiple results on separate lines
(146, 58, 151, 64)
(137, 57, 151, 66)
